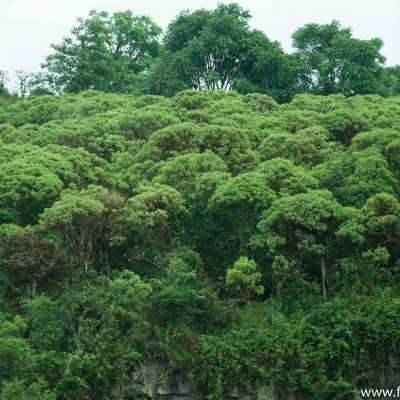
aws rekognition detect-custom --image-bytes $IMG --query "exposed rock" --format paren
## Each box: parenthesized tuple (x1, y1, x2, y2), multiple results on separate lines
(124, 361, 202, 400)
(257, 386, 277, 400)
(123, 361, 398, 400)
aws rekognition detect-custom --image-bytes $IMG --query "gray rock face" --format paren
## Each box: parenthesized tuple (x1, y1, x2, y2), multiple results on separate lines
(123, 361, 202, 400)
(123, 360, 399, 400)
(122, 361, 288, 400)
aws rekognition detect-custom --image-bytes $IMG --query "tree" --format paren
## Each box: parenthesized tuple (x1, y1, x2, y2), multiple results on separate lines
(56, 270, 152, 400)
(41, 10, 161, 93)
(252, 190, 364, 300)
(256, 158, 319, 196)
(200, 124, 257, 174)
(235, 30, 297, 102)
(0, 315, 35, 382)
(150, 3, 287, 98)
(124, 184, 186, 262)
(292, 20, 386, 95)
(0, 224, 69, 295)
(343, 152, 397, 207)
(258, 128, 339, 166)
(153, 151, 228, 198)
(209, 172, 275, 250)
(162, 4, 250, 91)
(14, 70, 31, 97)
(0, 161, 63, 225)
(145, 122, 204, 160)
(322, 107, 369, 146)
(151, 257, 216, 326)
(226, 256, 264, 302)
(40, 185, 124, 270)
(362, 193, 400, 259)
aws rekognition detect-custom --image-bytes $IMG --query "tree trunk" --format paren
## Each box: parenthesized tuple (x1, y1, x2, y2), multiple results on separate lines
(321, 259, 327, 301)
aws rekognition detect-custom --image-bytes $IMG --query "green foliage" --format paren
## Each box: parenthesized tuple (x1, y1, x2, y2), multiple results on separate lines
(151, 257, 218, 328)
(0, 379, 57, 400)
(8, 6, 396, 102)
(226, 257, 264, 302)
(149, 3, 291, 99)
(2, 8, 400, 396)
(52, 270, 152, 400)
(0, 83, 400, 399)
(40, 185, 124, 269)
(292, 20, 386, 96)
(0, 161, 63, 225)
(40, 10, 161, 93)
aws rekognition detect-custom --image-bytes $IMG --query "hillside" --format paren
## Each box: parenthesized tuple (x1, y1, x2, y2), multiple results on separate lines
(0, 90, 400, 399)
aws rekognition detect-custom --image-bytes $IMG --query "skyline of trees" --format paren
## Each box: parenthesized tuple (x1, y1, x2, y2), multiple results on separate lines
(1, 3, 400, 100)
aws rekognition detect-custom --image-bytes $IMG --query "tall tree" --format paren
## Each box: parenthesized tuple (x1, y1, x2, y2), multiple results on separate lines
(40, 10, 161, 93)
(292, 20, 386, 95)
(14, 70, 31, 97)
(148, 3, 288, 98)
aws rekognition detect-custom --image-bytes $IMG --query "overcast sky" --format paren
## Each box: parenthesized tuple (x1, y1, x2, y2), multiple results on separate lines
(1, 0, 399, 73)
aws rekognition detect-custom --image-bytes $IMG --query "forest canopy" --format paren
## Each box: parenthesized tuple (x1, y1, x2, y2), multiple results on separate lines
(1, 88, 400, 399)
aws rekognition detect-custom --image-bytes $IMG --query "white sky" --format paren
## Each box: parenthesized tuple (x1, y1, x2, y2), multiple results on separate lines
(1, 0, 399, 73)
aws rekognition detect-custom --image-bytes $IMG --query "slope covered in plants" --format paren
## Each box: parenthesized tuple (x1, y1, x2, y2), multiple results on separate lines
(0, 90, 400, 399)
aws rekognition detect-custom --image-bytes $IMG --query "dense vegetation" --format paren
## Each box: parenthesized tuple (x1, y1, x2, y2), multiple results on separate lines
(2, 4, 400, 100)
(1, 3, 400, 399)
(0, 87, 400, 399)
